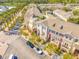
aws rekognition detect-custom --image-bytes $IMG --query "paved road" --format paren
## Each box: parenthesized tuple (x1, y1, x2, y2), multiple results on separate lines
(3, 37, 50, 59)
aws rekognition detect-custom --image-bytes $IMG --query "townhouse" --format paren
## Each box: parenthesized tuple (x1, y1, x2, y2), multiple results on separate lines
(66, 4, 79, 10)
(36, 16, 79, 55)
(53, 9, 73, 22)
(37, 3, 64, 11)
(24, 4, 42, 31)
(24, 4, 79, 56)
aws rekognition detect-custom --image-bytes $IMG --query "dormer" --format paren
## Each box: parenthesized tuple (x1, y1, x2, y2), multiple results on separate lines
(52, 23, 56, 27)
(60, 25, 63, 29)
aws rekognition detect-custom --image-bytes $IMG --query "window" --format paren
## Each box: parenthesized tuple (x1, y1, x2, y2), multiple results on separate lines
(51, 30, 55, 34)
(48, 28, 56, 34)
(59, 33, 64, 37)
(69, 36, 73, 40)
(52, 38, 55, 41)
(42, 26, 46, 30)
(37, 29, 40, 36)
(42, 30, 45, 36)
(33, 15, 37, 18)
(64, 43, 69, 49)
(56, 32, 58, 35)
(64, 34, 69, 39)
(69, 38, 72, 40)
(66, 36, 68, 39)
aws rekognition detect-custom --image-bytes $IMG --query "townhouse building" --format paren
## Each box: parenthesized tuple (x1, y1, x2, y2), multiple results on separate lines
(53, 9, 73, 22)
(66, 4, 79, 10)
(37, 3, 64, 11)
(36, 20, 48, 41)
(24, 4, 79, 56)
(36, 16, 79, 55)
(24, 4, 42, 31)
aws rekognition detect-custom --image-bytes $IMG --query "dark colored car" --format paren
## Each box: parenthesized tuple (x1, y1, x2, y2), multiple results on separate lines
(9, 30, 18, 35)
(13, 27, 19, 30)
(12, 55, 18, 59)
(26, 41, 35, 48)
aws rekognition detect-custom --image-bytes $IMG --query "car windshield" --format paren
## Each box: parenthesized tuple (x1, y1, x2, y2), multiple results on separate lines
(27, 41, 34, 47)
(37, 48, 40, 51)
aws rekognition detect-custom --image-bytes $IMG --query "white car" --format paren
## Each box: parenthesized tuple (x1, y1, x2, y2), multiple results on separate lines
(9, 54, 13, 59)
(9, 54, 18, 59)
(33, 47, 43, 55)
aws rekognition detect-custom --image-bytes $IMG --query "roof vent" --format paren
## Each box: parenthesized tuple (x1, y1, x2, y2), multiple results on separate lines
(60, 25, 63, 29)
(53, 23, 56, 27)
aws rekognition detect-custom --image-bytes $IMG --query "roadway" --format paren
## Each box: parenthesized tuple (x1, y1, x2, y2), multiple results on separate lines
(3, 37, 50, 59)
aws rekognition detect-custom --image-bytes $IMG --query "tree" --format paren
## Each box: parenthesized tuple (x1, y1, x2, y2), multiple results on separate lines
(73, 8, 79, 16)
(68, 17, 79, 24)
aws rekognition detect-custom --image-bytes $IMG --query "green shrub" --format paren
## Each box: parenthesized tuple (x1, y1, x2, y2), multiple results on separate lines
(63, 53, 73, 59)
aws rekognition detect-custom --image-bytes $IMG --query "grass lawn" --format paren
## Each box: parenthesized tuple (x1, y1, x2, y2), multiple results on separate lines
(0, 2, 25, 6)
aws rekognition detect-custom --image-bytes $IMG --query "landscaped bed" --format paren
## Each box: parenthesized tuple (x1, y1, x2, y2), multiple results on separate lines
(44, 42, 58, 55)
(63, 53, 73, 59)
(29, 32, 45, 46)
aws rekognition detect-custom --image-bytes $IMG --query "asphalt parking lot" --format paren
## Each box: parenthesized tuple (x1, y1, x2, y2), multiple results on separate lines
(3, 37, 50, 59)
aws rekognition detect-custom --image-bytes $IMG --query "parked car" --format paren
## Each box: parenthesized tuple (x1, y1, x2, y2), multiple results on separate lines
(51, 54, 61, 59)
(16, 23, 21, 27)
(33, 47, 43, 55)
(12, 27, 19, 30)
(9, 54, 18, 59)
(8, 30, 18, 35)
(26, 41, 35, 48)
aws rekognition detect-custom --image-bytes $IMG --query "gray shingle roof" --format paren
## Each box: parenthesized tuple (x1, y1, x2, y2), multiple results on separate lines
(25, 5, 41, 19)
(41, 16, 79, 38)
(53, 9, 72, 20)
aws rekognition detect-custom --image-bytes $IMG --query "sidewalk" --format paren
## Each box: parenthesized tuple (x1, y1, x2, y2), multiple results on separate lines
(0, 42, 8, 57)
